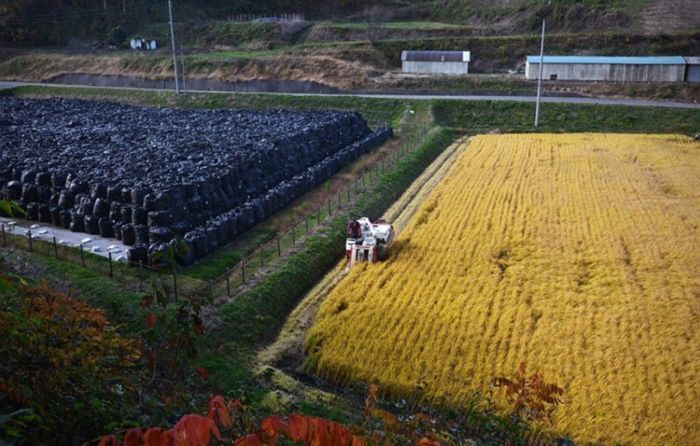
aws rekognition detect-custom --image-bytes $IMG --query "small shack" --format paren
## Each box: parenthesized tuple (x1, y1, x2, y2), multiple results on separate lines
(130, 37, 157, 51)
(525, 55, 686, 82)
(401, 51, 471, 75)
(685, 57, 700, 83)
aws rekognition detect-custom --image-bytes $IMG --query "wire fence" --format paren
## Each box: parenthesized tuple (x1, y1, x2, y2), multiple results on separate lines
(226, 13, 305, 22)
(1, 127, 428, 302)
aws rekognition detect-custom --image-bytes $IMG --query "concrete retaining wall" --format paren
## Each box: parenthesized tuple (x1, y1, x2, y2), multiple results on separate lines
(47, 73, 339, 94)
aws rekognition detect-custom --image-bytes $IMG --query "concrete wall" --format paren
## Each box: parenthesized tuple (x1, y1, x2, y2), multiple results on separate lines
(526, 62, 685, 82)
(47, 73, 339, 94)
(402, 61, 469, 75)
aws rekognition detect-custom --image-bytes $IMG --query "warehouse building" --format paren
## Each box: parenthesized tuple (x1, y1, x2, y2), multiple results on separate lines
(401, 51, 471, 75)
(685, 57, 700, 83)
(525, 55, 686, 82)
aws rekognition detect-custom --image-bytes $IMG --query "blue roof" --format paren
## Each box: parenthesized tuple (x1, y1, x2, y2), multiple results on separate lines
(526, 55, 686, 65)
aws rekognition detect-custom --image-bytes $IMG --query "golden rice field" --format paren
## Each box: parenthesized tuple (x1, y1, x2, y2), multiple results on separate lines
(305, 133, 700, 445)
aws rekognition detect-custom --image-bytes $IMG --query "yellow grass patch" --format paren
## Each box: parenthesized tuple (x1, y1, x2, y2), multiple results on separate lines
(306, 133, 700, 445)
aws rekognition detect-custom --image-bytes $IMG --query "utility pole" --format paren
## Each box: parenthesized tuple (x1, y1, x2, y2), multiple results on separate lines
(534, 0, 551, 127)
(168, 0, 180, 94)
(180, 46, 186, 92)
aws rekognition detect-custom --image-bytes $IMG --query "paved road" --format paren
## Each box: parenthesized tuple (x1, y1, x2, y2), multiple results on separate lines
(1, 80, 698, 110)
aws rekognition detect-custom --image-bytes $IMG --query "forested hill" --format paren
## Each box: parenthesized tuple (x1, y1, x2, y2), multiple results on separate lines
(1, 0, 699, 46)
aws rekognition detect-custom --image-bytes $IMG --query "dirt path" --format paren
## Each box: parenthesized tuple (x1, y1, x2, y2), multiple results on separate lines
(256, 134, 471, 379)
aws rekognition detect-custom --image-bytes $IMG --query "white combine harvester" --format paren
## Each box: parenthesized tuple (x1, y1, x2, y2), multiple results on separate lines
(345, 217, 394, 267)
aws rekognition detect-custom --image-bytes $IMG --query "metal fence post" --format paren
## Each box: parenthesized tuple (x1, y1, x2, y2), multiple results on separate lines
(80, 244, 85, 267)
(277, 237, 281, 256)
(292, 225, 296, 245)
(53, 236, 58, 258)
(108, 252, 113, 277)
(27, 229, 32, 252)
(347, 187, 351, 201)
(173, 273, 178, 299)
(260, 247, 264, 269)
(241, 260, 246, 283)
(328, 199, 332, 216)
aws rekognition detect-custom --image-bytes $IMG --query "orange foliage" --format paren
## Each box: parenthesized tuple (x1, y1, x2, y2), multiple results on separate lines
(142, 428, 170, 446)
(492, 362, 565, 421)
(236, 413, 363, 446)
(208, 395, 233, 429)
(91, 390, 441, 446)
(170, 415, 221, 446)
(1, 279, 141, 441)
(90, 397, 235, 446)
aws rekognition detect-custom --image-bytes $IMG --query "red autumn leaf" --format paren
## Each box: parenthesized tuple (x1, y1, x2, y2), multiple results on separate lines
(287, 413, 310, 442)
(310, 417, 331, 446)
(170, 414, 221, 446)
(328, 420, 353, 446)
(143, 428, 170, 446)
(261, 415, 291, 440)
(207, 395, 232, 429)
(351, 435, 364, 446)
(146, 313, 156, 328)
(123, 428, 144, 446)
(232, 432, 265, 446)
(416, 438, 440, 446)
(196, 366, 209, 380)
(97, 435, 119, 446)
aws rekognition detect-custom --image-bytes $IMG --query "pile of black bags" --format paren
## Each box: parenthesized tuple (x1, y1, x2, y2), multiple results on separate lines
(0, 97, 393, 265)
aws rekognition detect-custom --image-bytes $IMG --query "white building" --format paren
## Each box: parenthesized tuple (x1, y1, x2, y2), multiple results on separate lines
(525, 55, 687, 82)
(401, 51, 471, 75)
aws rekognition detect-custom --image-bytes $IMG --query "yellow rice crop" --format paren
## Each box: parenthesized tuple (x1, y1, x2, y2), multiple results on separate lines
(306, 133, 700, 445)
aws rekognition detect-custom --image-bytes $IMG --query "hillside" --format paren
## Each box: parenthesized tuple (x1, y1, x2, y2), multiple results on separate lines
(1, 1, 698, 102)
(1, 0, 699, 46)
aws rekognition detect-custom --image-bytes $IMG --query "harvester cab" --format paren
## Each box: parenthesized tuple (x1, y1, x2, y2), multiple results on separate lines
(345, 217, 394, 267)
